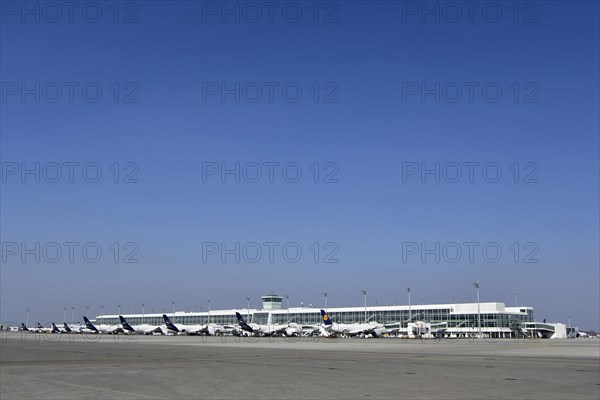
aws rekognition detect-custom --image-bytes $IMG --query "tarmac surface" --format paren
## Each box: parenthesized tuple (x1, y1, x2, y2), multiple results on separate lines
(1, 333, 599, 399)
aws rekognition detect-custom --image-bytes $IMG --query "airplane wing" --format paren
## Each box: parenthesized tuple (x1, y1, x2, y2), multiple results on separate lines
(347, 327, 369, 336)
(272, 324, 288, 335)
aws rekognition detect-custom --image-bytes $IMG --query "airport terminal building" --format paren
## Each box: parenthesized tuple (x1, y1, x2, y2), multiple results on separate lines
(95, 295, 540, 338)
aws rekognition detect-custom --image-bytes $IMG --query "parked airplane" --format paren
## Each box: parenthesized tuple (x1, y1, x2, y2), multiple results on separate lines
(28, 323, 60, 334)
(234, 312, 301, 336)
(320, 310, 387, 337)
(21, 323, 42, 333)
(119, 316, 163, 335)
(162, 314, 202, 335)
(83, 316, 123, 334)
(162, 314, 224, 335)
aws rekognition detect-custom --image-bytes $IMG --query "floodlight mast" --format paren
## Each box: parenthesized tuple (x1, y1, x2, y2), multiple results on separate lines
(474, 282, 481, 338)
(361, 289, 367, 323)
(407, 287, 412, 323)
(207, 298, 211, 324)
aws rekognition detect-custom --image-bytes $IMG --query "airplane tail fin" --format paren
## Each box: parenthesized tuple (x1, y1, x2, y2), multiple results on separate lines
(235, 312, 253, 331)
(119, 316, 134, 332)
(63, 323, 72, 333)
(320, 310, 333, 326)
(162, 314, 179, 332)
(36, 322, 43, 329)
(83, 316, 98, 331)
(51, 323, 60, 333)
(21, 323, 29, 332)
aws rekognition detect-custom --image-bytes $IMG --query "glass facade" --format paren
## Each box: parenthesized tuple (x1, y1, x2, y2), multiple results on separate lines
(94, 314, 240, 326)
(94, 303, 534, 336)
(261, 297, 282, 303)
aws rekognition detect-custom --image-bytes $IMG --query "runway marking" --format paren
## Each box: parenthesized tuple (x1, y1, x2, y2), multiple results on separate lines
(2, 374, 162, 399)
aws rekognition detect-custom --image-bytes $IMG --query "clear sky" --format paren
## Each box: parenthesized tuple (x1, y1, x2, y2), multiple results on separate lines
(1, 1, 598, 330)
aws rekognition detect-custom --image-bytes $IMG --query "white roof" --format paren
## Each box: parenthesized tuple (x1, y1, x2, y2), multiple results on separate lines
(97, 302, 532, 319)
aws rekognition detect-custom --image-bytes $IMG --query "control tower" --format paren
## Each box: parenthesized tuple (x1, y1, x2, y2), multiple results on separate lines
(261, 294, 283, 310)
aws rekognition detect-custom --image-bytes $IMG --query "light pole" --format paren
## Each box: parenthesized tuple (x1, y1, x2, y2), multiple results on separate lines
(117, 304, 121, 315)
(71, 306, 75, 324)
(451, 295, 455, 304)
(207, 298, 211, 324)
(285, 294, 290, 314)
(26, 309, 30, 326)
(514, 291, 519, 307)
(474, 281, 481, 338)
(361, 289, 367, 323)
(246, 296, 250, 318)
(407, 287, 411, 323)
(323, 292, 328, 311)
(100, 305, 104, 321)
(63, 307, 67, 323)
(86, 305, 90, 318)
(141, 303, 145, 324)
(172, 301, 176, 319)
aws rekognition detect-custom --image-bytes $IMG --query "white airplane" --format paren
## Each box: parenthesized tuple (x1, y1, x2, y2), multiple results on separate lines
(21, 322, 43, 333)
(83, 316, 123, 334)
(29, 323, 61, 334)
(234, 312, 299, 336)
(64, 322, 90, 333)
(162, 314, 224, 336)
(320, 310, 387, 338)
(119, 316, 163, 335)
(283, 323, 304, 337)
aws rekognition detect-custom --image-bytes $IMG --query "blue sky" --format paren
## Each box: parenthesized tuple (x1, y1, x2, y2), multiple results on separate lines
(1, 1, 598, 330)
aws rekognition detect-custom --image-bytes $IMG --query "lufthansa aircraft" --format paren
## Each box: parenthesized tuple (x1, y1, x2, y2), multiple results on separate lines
(320, 310, 387, 338)
(20, 322, 43, 333)
(83, 316, 123, 334)
(235, 312, 302, 337)
(162, 314, 225, 335)
(119, 316, 163, 335)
